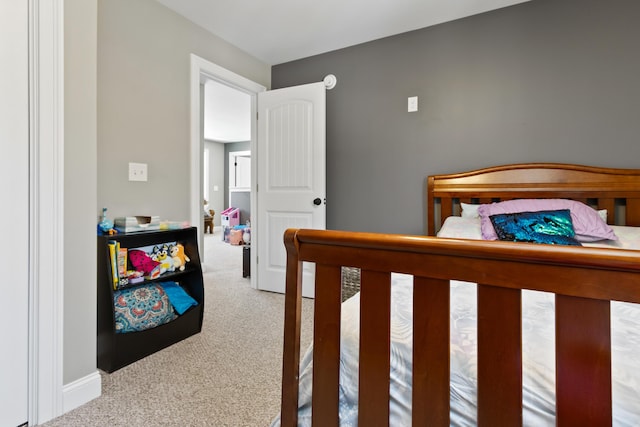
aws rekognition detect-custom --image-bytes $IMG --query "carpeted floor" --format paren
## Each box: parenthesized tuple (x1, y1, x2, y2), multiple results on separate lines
(42, 229, 314, 427)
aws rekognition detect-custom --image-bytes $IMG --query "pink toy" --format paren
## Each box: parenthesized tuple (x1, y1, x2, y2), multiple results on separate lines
(128, 249, 160, 275)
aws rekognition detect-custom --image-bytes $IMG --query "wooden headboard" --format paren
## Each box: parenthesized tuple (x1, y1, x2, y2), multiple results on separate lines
(427, 163, 640, 235)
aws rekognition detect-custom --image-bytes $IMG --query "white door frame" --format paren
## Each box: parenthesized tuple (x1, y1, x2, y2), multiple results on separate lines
(28, 0, 65, 423)
(228, 150, 251, 193)
(189, 54, 265, 289)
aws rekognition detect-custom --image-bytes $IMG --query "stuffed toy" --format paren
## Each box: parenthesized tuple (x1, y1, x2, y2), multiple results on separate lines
(128, 249, 161, 279)
(170, 243, 190, 271)
(151, 244, 174, 273)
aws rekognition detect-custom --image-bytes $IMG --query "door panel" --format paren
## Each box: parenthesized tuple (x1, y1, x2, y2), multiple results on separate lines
(257, 82, 326, 297)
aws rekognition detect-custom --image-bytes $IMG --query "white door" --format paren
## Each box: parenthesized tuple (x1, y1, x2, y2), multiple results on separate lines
(0, 1, 29, 425)
(256, 82, 326, 297)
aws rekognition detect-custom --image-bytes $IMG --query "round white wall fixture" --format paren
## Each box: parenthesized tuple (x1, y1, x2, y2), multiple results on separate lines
(323, 74, 337, 90)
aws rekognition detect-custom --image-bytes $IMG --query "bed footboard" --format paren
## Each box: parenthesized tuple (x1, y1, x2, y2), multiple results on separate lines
(280, 228, 640, 427)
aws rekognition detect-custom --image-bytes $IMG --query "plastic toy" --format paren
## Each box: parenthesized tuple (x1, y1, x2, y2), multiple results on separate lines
(99, 207, 116, 235)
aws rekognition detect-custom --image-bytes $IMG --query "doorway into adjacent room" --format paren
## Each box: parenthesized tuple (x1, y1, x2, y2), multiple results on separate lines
(201, 80, 251, 277)
(191, 55, 328, 295)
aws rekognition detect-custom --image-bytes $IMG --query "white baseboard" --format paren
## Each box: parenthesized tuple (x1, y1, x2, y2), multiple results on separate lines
(62, 370, 102, 414)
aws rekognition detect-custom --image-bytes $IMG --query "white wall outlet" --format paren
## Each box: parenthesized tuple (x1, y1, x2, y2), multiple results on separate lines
(213, 185, 219, 191)
(408, 96, 418, 112)
(128, 162, 148, 182)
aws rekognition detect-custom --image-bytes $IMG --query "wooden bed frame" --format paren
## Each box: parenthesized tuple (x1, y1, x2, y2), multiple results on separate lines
(279, 163, 640, 427)
(427, 162, 640, 234)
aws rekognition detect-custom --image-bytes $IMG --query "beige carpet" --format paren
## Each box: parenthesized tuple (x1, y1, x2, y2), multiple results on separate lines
(42, 229, 314, 427)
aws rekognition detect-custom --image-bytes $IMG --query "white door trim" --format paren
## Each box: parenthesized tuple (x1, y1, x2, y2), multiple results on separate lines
(189, 54, 265, 289)
(28, 0, 65, 423)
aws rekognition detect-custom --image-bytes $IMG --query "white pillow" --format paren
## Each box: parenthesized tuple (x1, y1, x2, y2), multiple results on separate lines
(460, 203, 481, 219)
(437, 216, 483, 240)
(598, 209, 607, 223)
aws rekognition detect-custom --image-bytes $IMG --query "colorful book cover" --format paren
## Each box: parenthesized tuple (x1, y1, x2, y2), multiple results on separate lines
(117, 247, 127, 279)
(116, 246, 129, 289)
(107, 241, 118, 290)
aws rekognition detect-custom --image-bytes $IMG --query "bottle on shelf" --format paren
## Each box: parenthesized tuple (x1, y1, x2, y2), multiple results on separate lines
(99, 207, 114, 235)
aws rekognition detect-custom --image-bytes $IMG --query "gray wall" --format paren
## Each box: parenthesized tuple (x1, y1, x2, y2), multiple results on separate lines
(230, 191, 251, 225)
(224, 141, 251, 213)
(203, 140, 252, 227)
(204, 140, 225, 226)
(64, 0, 98, 385)
(272, 0, 640, 235)
(97, 0, 270, 222)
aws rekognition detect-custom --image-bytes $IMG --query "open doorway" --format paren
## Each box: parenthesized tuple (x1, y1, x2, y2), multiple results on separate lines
(189, 54, 266, 288)
(192, 55, 329, 294)
(202, 80, 251, 233)
(201, 78, 251, 271)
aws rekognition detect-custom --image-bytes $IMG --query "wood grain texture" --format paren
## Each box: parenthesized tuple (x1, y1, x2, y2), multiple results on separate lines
(311, 264, 342, 427)
(412, 276, 450, 426)
(358, 270, 392, 426)
(556, 295, 612, 427)
(281, 231, 303, 427)
(477, 284, 522, 426)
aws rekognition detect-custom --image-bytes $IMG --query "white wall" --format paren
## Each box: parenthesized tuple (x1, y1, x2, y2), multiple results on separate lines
(97, 0, 270, 223)
(0, 2, 29, 424)
(64, 0, 98, 386)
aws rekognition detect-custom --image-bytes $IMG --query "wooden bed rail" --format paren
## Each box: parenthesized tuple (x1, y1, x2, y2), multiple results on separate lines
(280, 228, 640, 427)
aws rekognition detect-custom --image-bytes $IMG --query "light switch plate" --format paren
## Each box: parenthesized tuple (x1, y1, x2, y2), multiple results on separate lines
(408, 96, 418, 112)
(128, 162, 148, 182)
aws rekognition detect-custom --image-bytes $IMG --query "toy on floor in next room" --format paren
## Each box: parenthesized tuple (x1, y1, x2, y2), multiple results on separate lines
(203, 200, 214, 234)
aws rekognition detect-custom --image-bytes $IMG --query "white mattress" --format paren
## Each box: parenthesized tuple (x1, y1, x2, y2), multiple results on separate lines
(271, 218, 640, 426)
